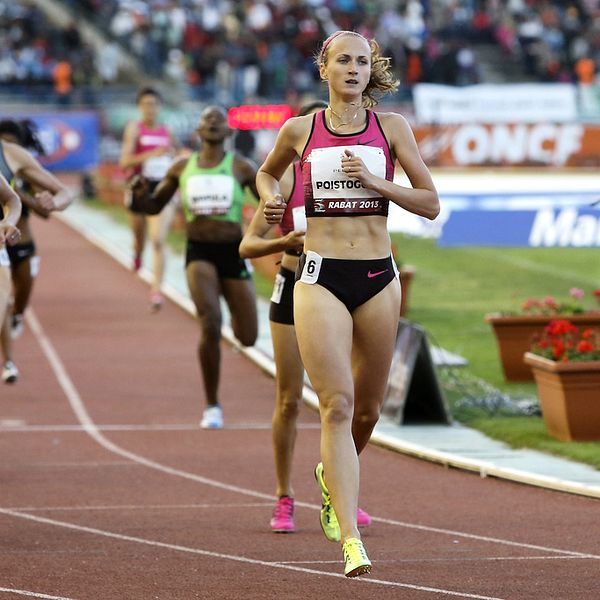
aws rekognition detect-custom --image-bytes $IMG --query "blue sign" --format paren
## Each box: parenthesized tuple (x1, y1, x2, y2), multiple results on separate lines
(439, 207, 600, 247)
(5, 112, 99, 172)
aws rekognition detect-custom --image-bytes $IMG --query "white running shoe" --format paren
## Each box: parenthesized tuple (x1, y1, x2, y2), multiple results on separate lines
(2, 361, 19, 384)
(11, 314, 24, 339)
(200, 405, 223, 429)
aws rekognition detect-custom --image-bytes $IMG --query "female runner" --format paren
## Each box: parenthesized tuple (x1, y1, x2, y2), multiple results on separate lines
(240, 101, 372, 534)
(0, 174, 21, 358)
(258, 31, 439, 576)
(120, 87, 179, 310)
(131, 106, 259, 429)
(0, 119, 73, 383)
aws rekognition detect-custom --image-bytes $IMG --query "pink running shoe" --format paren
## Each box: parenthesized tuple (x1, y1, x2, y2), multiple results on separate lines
(270, 496, 295, 533)
(357, 507, 372, 527)
(133, 255, 142, 272)
(150, 292, 164, 312)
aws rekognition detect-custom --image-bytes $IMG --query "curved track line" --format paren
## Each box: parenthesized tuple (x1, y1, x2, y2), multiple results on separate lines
(25, 309, 600, 562)
(0, 508, 505, 600)
(0, 588, 77, 600)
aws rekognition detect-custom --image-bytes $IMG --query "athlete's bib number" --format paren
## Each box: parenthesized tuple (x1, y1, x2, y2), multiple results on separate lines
(292, 206, 307, 231)
(186, 174, 234, 216)
(0, 247, 9, 267)
(270, 272, 285, 304)
(309, 145, 386, 200)
(142, 155, 172, 180)
(299, 250, 322, 285)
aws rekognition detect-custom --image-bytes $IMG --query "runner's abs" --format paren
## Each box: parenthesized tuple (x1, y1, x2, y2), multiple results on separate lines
(304, 215, 391, 259)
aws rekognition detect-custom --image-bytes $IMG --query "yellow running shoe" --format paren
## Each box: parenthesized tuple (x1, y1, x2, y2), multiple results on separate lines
(314, 462, 341, 542)
(343, 537, 372, 577)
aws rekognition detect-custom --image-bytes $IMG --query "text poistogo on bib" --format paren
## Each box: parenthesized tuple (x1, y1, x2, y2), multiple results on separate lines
(186, 174, 234, 216)
(308, 145, 386, 200)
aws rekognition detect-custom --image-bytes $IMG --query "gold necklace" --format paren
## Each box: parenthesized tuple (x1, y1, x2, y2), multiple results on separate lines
(328, 104, 360, 131)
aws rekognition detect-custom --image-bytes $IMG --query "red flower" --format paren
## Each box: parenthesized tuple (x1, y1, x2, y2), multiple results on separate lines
(552, 340, 565, 360)
(530, 319, 600, 362)
(577, 340, 594, 353)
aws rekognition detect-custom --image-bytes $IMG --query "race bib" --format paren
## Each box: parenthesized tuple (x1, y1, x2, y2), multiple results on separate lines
(142, 155, 172, 180)
(186, 174, 234, 216)
(270, 272, 285, 304)
(308, 145, 386, 200)
(0, 247, 9, 267)
(299, 250, 322, 285)
(292, 206, 307, 231)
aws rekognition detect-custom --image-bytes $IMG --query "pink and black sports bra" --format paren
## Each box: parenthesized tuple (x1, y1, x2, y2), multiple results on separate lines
(301, 110, 394, 218)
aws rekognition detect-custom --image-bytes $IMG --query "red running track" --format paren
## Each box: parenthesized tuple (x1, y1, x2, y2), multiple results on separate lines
(0, 216, 598, 600)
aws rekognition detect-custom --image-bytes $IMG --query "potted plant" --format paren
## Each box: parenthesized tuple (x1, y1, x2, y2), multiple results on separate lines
(524, 319, 600, 441)
(486, 288, 600, 381)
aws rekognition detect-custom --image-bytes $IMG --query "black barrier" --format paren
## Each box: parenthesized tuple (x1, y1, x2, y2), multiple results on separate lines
(383, 319, 452, 425)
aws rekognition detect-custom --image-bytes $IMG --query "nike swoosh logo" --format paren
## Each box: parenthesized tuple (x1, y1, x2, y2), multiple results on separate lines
(357, 139, 377, 145)
(367, 269, 389, 278)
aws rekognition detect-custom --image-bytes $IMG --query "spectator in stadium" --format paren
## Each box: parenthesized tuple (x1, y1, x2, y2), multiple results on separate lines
(258, 30, 438, 577)
(129, 105, 259, 430)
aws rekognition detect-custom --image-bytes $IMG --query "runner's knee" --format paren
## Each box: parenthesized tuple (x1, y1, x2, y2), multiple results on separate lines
(275, 391, 301, 422)
(352, 404, 380, 431)
(320, 393, 353, 425)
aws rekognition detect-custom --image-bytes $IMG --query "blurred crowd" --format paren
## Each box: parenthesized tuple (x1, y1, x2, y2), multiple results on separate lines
(1, 0, 598, 106)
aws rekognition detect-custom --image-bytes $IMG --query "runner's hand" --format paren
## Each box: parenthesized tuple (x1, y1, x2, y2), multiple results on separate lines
(0, 223, 21, 246)
(341, 149, 374, 189)
(264, 194, 286, 224)
(283, 230, 305, 252)
(129, 175, 150, 196)
(35, 190, 57, 212)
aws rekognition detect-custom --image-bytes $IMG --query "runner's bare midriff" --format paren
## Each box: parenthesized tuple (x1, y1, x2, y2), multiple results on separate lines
(186, 218, 243, 243)
(304, 215, 391, 259)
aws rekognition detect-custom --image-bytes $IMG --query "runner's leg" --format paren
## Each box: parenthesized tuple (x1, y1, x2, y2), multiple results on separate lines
(270, 321, 304, 497)
(294, 282, 358, 541)
(186, 260, 223, 406)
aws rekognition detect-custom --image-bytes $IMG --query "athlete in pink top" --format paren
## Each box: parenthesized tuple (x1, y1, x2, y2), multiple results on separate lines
(302, 108, 394, 217)
(120, 87, 178, 311)
(258, 31, 439, 577)
(242, 101, 373, 535)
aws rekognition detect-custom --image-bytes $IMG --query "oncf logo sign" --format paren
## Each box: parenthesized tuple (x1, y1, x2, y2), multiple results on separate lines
(452, 124, 584, 166)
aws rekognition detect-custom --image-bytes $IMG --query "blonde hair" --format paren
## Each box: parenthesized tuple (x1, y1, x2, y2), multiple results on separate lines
(317, 31, 400, 107)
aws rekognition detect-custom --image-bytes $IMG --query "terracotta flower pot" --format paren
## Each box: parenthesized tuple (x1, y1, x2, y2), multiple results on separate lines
(524, 352, 600, 441)
(485, 313, 600, 381)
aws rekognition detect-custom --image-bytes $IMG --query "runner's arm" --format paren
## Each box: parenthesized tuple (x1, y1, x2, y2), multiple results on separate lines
(129, 158, 184, 215)
(8, 145, 75, 211)
(0, 174, 21, 245)
(353, 113, 439, 220)
(257, 119, 300, 224)
(239, 197, 304, 259)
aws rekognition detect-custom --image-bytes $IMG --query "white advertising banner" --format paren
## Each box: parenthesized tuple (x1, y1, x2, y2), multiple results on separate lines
(413, 83, 578, 124)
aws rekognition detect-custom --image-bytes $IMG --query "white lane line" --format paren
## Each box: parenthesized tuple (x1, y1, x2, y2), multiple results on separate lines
(26, 309, 600, 562)
(0, 588, 77, 600)
(6, 502, 273, 512)
(372, 516, 600, 560)
(25, 310, 274, 503)
(0, 507, 506, 600)
(0, 423, 319, 433)
(278, 555, 587, 565)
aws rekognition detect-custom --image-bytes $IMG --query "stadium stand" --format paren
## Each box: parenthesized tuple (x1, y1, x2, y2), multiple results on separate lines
(1, 0, 598, 106)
